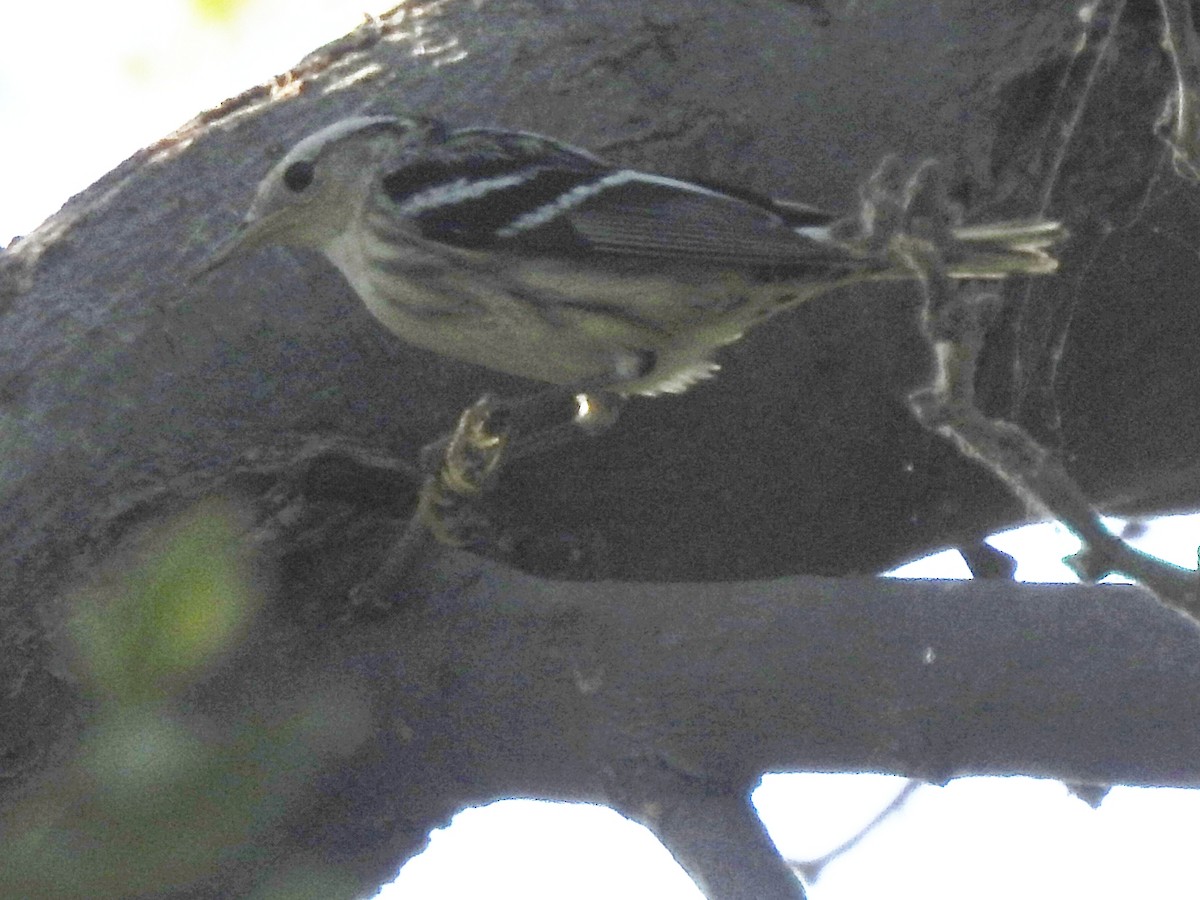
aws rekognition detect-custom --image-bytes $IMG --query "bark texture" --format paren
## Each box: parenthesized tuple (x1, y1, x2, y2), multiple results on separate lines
(2, 1, 1198, 897)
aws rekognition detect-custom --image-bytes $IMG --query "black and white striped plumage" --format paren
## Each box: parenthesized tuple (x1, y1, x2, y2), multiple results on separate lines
(205, 116, 1061, 396)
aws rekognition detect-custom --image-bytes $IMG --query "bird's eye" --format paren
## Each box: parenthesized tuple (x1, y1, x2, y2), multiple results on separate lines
(282, 161, 315, 192)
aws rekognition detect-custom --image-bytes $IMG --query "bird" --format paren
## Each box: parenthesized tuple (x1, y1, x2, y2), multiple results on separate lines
(200, 115, 1063, 399)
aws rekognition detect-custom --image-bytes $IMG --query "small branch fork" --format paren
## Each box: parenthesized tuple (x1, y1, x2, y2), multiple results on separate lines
(787, 779, 922, 884)
(866, 160, 1200, 623)
(604, 758, 807, 900)
(1157, 0, 1200, 180)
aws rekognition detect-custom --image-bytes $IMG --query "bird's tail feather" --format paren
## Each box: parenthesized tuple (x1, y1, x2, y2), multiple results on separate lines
(943, 219, 1065, 278)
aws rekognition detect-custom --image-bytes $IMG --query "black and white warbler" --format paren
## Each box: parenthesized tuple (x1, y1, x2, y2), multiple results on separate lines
(202, 116, 1062, 397)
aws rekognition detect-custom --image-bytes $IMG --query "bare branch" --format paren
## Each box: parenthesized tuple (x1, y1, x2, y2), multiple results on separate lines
(788, 779, 922, 884)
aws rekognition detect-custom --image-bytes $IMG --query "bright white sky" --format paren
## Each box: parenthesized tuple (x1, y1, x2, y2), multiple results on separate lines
(4, 2, 1200, 898)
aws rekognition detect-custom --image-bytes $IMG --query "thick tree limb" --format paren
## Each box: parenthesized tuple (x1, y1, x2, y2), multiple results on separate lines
(5, 2, 1200, 898)
(9, 544, 1199, 897)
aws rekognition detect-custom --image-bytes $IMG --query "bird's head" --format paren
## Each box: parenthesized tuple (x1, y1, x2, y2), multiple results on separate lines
(197, 115, 443, 273)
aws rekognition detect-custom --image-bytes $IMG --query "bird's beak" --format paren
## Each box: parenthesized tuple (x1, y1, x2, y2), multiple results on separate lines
(192, 227, 248, 279)
(191, 211, 290, 280)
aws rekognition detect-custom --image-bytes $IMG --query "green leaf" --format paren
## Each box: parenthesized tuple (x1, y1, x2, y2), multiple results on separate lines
(190, 0, 252, 25)
(70, 501, 258, 703)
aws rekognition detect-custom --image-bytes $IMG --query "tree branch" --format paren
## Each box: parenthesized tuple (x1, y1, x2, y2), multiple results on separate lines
(5, 3, 1200, 897)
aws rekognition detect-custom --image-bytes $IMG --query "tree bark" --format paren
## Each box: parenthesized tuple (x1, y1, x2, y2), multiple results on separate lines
(2, 1, 1198, 897)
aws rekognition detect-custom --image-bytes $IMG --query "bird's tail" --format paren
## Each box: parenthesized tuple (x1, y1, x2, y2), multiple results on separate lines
(942, 219, 1065, 278)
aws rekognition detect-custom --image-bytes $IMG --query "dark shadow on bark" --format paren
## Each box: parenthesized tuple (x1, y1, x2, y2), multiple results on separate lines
(3, 1, 1199, 897)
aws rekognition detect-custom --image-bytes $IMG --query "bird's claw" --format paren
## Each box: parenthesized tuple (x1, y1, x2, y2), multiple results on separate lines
(417, 395, 511, 547)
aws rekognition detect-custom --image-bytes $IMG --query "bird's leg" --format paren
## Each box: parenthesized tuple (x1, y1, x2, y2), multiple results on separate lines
(413, 386, 624, 550)
(347, 396, 510, 610)
(494, 387, 624, 457)
(415, 387, 625, 550)
(416, 394, 513, 547)
(417, 387, 623, 475)
(416, 387, 623, 547)
(349, 387, 623, 610)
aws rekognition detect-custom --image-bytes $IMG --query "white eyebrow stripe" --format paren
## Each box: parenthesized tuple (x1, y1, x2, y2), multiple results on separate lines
(495, 170, 733, 236)
(396, 172, 535, 214)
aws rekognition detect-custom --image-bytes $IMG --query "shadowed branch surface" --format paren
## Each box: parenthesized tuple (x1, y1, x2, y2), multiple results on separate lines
(3, 1, 1200, 897)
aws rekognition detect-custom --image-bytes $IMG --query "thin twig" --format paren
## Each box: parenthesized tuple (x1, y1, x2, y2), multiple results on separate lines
(877, 165, 1200, 623)
(1157, 0, 1200, 180)
(786, 779, 922, 884)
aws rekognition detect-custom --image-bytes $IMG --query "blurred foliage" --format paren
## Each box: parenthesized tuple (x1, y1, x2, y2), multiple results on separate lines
(0, 502, 365, 898)
(191, 0, 254, 25)
(69, 502, 256, 703)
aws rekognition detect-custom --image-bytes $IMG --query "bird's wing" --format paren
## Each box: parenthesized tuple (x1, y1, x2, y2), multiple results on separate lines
(385, 127, 850, 272)
(516, 171, 843, 268)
